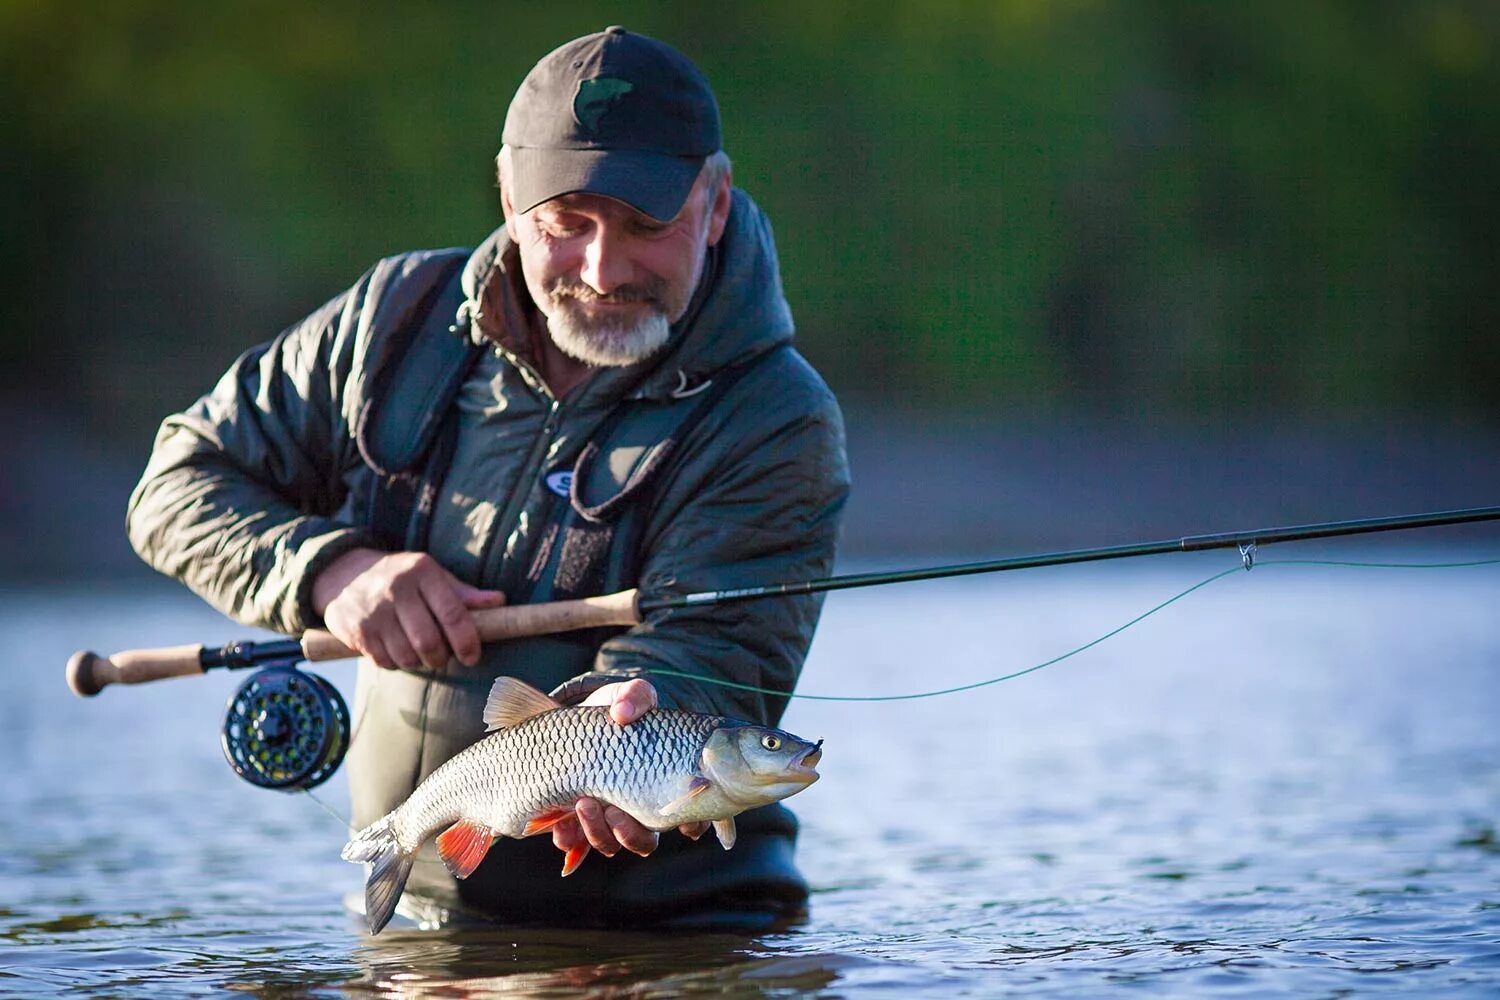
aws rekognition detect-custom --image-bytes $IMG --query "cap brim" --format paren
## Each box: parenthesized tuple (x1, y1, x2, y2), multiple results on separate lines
(508, 147, 705, 222)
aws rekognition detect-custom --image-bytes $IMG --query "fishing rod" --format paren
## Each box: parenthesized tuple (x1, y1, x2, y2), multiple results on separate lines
(67, 503, 1500, 698)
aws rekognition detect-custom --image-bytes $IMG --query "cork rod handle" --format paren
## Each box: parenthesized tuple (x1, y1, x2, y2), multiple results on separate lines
(66, 589, 644, 696)
(298, 588, 643, 661)
(66, 645, 207, 697)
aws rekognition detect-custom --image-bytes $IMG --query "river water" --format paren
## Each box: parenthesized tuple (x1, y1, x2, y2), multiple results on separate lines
(3, 546, 1498, 996)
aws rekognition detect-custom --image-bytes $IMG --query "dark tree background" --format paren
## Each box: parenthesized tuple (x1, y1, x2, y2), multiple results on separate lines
(4, 2, 1498, 576)
(6, 2, 1497, 436)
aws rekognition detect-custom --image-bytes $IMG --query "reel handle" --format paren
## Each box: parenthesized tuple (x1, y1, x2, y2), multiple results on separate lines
(66, 588, 643, 696)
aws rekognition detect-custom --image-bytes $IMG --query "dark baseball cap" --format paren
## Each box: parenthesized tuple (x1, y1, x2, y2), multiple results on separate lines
(502, 26, 722, 222)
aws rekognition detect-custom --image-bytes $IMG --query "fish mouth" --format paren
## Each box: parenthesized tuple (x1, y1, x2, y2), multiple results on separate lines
(793, 739, 824, 776)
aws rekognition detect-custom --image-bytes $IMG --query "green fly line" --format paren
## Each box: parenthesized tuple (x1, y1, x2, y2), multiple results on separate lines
(638, 554, 1500, 703)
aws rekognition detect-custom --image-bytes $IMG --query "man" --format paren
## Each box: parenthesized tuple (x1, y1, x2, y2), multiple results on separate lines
(127, 27, 848, 930)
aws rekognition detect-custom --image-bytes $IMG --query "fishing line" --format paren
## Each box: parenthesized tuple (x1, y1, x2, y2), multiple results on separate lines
(302, 787, 351, 827)
(637, 554, 1500, 703)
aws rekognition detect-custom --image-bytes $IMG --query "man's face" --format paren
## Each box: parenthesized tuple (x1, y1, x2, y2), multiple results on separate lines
(504, 167, 731, 367)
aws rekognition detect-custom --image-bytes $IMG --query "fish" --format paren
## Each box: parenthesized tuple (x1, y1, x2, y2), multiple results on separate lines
(341, 676, 824, 934)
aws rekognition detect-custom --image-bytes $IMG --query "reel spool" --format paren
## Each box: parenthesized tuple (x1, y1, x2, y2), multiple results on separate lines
(221, 663, 350, 791)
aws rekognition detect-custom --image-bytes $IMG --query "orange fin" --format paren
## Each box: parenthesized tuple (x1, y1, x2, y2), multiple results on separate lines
(435, 819, 495, 879)
(661, 776, 713, 816)
(560, 842, 589, 877)
(483, 677, 562, 731)
(522, 808, 575, 838)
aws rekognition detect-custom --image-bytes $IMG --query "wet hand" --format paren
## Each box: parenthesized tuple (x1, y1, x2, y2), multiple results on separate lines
(550, 679, 712, 865)
(550, 799, 711, 865)
(311, 548, 505, 670)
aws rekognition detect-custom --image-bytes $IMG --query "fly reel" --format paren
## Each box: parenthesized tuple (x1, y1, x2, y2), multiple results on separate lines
(221, 662, 349, 790)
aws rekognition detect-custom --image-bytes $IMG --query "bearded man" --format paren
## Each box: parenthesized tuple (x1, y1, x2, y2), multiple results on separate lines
(126, 26, 848, 930)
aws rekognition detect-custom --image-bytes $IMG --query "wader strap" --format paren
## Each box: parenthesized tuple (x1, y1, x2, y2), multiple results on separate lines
(358, 256, 479, 550)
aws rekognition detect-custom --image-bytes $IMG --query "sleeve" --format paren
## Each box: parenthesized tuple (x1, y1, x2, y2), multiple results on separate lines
(125, 276, 381, 635)
(583, 365, 850, 727)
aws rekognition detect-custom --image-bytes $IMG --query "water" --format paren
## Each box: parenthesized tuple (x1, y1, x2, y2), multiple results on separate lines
(3, 547, 1498, 996)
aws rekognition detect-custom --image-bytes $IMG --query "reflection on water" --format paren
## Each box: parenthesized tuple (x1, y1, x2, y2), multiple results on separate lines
(344, 927, 855, 997)
(2, 546, 1499, 996)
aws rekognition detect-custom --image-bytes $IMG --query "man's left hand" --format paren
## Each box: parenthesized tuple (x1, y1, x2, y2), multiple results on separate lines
(550, 679, 711, 865)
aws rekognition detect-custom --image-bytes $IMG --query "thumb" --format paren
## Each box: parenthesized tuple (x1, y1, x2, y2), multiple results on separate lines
(456, 585, 507, 609)
(609, 680, 658, 726)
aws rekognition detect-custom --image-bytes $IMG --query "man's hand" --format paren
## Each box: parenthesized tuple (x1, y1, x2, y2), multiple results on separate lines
(312, 548, 506, 669)
(550, 679, 711, 867)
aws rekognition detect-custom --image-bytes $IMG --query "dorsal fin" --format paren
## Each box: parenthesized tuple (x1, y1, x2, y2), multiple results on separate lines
(483, 677, 562, 731)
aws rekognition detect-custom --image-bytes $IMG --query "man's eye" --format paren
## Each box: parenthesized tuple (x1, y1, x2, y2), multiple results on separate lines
(541, 218, 586, 237)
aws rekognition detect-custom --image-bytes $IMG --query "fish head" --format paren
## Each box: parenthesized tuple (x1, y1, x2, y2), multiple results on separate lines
(700, 723, 823, 807)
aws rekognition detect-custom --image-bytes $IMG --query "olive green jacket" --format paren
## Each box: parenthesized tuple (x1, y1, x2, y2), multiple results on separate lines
(127, 190, 849, 925)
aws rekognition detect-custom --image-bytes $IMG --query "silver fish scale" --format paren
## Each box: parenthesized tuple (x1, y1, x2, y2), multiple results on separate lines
(390, 707, 725, 848)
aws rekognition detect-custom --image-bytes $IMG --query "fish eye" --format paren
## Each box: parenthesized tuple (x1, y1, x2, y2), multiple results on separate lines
(760, 735, 782, 751)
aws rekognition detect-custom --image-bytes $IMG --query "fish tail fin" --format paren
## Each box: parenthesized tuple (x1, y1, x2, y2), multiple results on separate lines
(342, 815, 414, 935)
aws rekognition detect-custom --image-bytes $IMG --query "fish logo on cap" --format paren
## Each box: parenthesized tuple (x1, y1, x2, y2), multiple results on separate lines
(573, 77, 634, 134)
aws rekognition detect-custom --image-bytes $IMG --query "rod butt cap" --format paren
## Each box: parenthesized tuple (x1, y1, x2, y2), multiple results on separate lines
(66, 650, 105, 697)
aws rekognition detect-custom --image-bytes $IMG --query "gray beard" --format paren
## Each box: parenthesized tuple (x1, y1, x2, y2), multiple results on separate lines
(546, 307, 672, 367)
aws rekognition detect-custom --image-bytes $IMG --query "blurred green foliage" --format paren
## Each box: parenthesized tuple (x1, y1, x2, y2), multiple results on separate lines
(4, 1, 1497, 439)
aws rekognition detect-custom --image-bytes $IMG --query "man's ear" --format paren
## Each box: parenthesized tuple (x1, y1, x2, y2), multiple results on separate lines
(706, 166, 732, 247)
(497, 148, 520, 241)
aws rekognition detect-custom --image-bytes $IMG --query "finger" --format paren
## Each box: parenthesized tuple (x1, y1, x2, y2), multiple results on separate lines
(609, 679, 658, 727)
(551, 816, 585, 853)
(378, 627, 421, 670)
(456, 584, 507, 609)
(678, 821, 710, 841)
(343, 590, 420, 668)
(604, 805, 659, 857)
(418, 576, 482, 666)
(321, 610, 362, 659)
(574, 798, 620, 856)
(356, 603, 419, 670)
(392, 599, 449, 670)
(336, 607, 389, 667)
(363, 635, 396, 670)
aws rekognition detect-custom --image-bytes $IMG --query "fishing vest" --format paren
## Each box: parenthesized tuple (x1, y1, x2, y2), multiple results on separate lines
(347, 252, 777, 609)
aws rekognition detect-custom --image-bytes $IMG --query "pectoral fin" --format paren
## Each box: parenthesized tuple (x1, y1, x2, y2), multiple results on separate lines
(661, 776, 713, 816)
(713, 817, 737, 850)
(435, 819, 496, 879)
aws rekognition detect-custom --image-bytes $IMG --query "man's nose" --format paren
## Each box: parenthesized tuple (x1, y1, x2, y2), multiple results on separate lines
(579, 227, 631, 295)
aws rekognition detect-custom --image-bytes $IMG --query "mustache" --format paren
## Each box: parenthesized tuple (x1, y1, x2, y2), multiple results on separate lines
(546, 278, 667, 308)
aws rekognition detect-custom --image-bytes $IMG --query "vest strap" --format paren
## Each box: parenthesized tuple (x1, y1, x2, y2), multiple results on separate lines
(354, 255, 478, 550)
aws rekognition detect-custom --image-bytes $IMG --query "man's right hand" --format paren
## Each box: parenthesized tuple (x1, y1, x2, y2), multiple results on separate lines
(311, 548, 506, 670)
